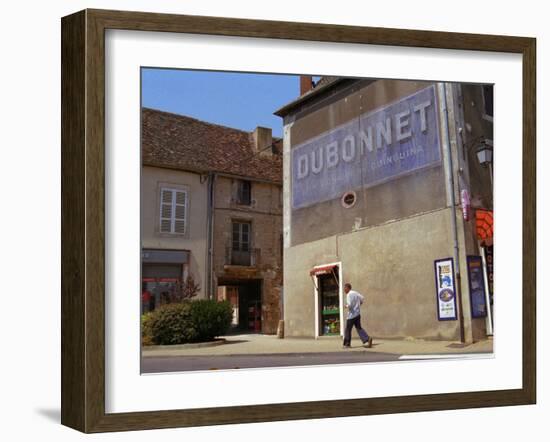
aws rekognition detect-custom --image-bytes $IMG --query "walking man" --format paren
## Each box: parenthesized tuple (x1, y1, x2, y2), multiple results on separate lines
(342, 283, 373, 348)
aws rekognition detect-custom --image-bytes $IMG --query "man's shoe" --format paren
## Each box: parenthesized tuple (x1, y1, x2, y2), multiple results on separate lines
(342, 344, 351, 349)
(367, 337, 373, 348)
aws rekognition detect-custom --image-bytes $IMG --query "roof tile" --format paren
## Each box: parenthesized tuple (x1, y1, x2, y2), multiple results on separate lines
(142, 108, 282, 183)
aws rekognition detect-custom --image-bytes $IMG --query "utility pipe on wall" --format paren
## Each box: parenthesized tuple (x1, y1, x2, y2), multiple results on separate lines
(205, 172, 216, 299)
(440, 83, 466, 343)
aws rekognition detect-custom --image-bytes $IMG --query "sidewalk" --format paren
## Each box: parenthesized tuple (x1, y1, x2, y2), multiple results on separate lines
(142, 333, 493, 358)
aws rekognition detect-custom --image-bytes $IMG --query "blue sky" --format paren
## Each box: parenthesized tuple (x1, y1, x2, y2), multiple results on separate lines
(141, 68, 302, 138)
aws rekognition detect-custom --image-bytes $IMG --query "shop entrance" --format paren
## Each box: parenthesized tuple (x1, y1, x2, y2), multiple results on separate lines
(218, 279, 262, 333)
(317, 273, 341, 336)
(310, 264, 343, 337)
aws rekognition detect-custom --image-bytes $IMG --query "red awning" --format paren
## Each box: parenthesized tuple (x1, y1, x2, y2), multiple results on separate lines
(476, 209, 494, 242)
(310, 264, 337, 276)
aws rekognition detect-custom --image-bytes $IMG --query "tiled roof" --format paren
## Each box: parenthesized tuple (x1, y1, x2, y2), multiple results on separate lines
(142, 108, 282, 184)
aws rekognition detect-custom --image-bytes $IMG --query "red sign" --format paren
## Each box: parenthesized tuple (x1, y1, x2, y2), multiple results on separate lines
(310, 264, 337, 276)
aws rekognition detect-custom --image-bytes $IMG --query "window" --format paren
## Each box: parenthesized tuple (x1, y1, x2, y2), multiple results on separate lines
(159, 188, 187, 234)
(232, 221, 251, 252)
(236, 180, 252, 205)
(231, 221, 252, 266)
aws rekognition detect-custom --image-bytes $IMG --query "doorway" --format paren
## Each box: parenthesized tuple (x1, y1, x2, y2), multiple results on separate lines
(317, 273, 341, 336)
(310, 263, 343, 338)
(218, 279, 263, 333)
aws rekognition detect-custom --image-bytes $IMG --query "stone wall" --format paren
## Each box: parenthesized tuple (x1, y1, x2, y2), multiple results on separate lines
(212, 176, 283, 334)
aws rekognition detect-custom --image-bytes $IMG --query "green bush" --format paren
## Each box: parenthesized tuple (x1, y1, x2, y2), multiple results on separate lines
(148, 300, 233, 345)
(190, 300, 233, 342)
(141, 312, 154, 346)
(148, 302, 197, 345)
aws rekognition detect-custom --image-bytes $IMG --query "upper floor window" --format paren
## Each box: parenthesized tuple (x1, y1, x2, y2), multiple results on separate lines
(232, 221, 251, 252)
(236, 180, 252, 205)
(159, 187, 187, 234)
(231, 220, 252, 266)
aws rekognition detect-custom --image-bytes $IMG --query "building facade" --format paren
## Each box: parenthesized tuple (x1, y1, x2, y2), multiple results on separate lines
(141, 108, 283, 334)
(141, 164, 208, 311)
(275, 77, 493, 343)
(212, 173, 284, 334)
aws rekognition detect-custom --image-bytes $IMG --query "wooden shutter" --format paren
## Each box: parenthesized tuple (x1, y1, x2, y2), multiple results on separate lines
(159, 188, 187, 234)
(174, 190, 187, 234)
(160, 188, 173, 233)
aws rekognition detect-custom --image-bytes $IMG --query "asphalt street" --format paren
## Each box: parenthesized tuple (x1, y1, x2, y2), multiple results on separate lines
(141, 350, 401, 373)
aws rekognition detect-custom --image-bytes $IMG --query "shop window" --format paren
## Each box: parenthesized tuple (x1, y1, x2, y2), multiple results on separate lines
(159, 187, 187, 234)
(236, 180, 252, 205)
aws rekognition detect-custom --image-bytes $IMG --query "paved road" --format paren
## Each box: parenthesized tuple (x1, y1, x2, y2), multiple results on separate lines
(141, 351, 401, 373)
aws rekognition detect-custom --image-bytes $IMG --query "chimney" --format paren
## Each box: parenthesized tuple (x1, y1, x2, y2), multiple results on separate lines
(300, 75, 314, 95)
(252, 127, 273, 156)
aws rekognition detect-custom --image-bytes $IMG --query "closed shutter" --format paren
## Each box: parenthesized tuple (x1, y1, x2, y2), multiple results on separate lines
(174, 191, 186, 234)
(159, 188, 187, 234)
(160, 189, 173, 233)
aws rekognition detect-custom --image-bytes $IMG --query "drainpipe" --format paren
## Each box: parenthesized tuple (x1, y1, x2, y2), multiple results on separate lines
(205, 172, 216, 299)
(441, 83, 466, 343)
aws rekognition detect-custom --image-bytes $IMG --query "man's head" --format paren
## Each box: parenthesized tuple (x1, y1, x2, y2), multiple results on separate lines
(344, 283, 352, 294)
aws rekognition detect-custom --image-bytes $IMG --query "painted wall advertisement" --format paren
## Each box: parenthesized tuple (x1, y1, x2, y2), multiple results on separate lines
(434, 258, 458, 320)
(291, 85, 441, 209)
(467, 256, 488, 318)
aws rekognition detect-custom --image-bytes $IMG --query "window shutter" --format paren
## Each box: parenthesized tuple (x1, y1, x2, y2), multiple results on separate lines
(174, 190, 187, 234)
(160, 189, 173, 233)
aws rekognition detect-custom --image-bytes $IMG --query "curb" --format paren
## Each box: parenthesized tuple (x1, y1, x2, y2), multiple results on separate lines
(143, 338, 227, 352)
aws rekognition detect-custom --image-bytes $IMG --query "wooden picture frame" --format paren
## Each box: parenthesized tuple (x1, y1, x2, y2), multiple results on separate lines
(61, 9, 536, 433)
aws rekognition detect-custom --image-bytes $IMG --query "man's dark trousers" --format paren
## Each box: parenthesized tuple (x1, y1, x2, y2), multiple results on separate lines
(343, 315, 369, 346)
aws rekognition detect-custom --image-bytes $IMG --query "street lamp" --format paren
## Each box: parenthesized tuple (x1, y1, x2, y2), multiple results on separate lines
(476, 139, 493, 185)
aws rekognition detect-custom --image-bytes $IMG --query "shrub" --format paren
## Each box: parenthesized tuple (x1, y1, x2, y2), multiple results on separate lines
(147, 300, 233, 345)
(141, 312, 154, 346)
(190, 300, 233, 342)
(148, 302, 197, 345)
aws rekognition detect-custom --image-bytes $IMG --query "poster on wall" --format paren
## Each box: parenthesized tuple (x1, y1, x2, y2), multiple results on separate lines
(434, 257, 458, 320)
(467, 256, 488, 318)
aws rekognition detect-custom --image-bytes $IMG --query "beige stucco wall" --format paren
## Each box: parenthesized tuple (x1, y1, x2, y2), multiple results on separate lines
(141, 166, 208, 298)
(282, 81, 490, 343)
(288, 80, 446, 247)
(284, 208, 464, 340)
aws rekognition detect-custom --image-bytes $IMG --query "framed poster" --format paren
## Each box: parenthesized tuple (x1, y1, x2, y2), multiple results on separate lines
(434, 258, 458, 321)
(61, 9, 536, 433)
(467, 256, 489, 318)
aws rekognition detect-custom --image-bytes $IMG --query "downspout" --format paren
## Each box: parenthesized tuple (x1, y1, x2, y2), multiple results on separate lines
(441, 83, 466, 343)
(205, 172, 216, 299)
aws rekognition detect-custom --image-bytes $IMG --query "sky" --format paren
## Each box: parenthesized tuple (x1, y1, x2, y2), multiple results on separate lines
(141, 68, 304, 138)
